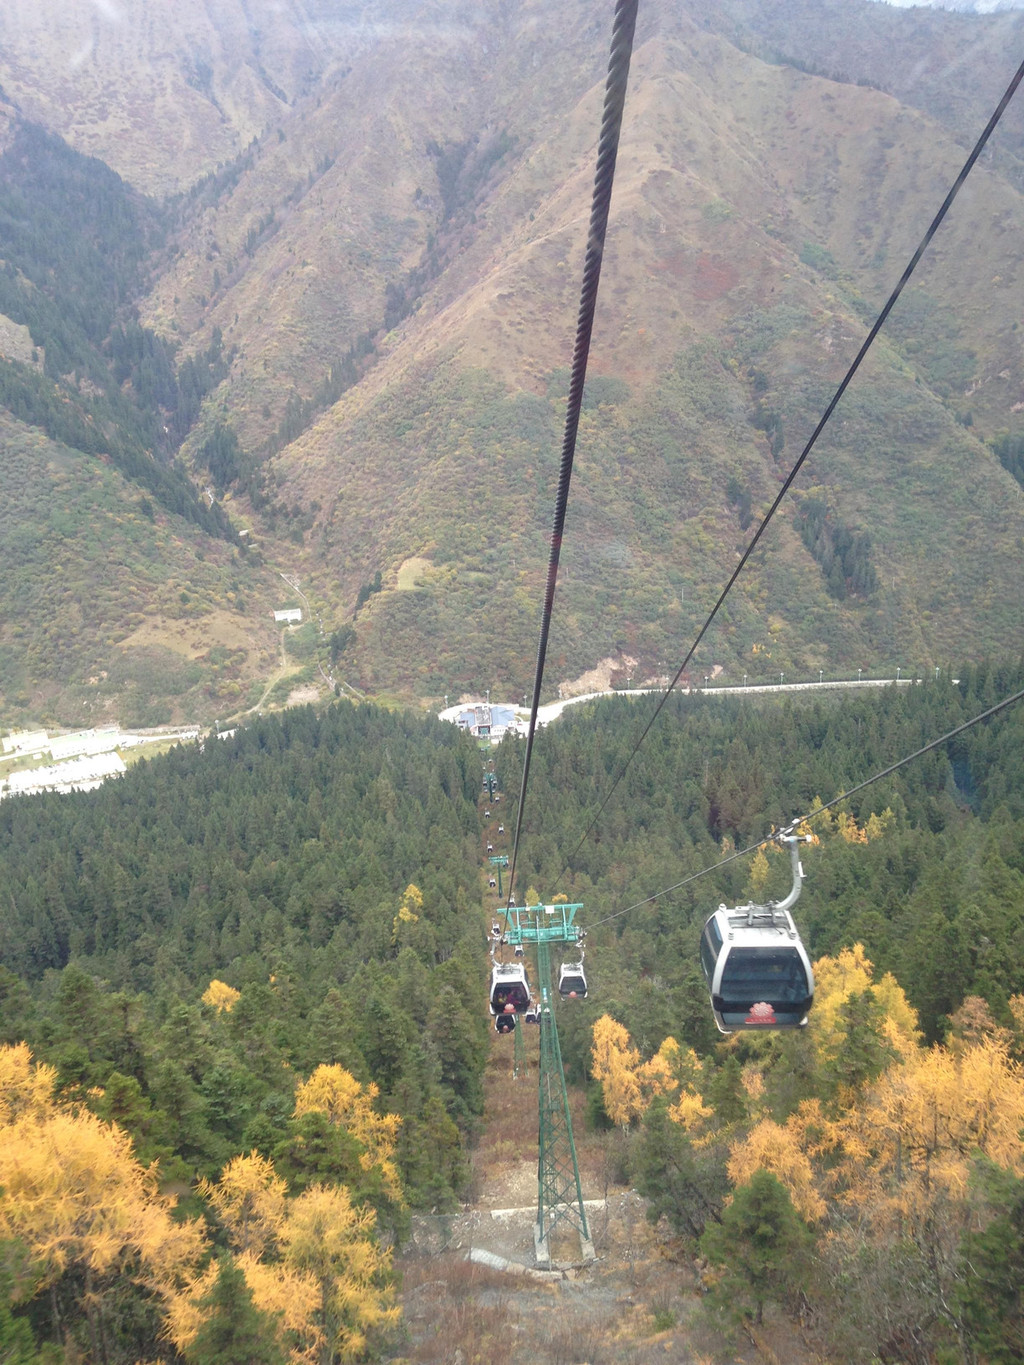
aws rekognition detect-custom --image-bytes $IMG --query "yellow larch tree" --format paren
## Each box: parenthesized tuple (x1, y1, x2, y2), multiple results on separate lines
(0, 1040, 57, 1124)
(837, 1033, 1024, 1216)
(166, 1250, 322, 1365)
(727, 1118, 826, 1223)
(199, 1151, 288, 1256)
(163, 1259, 221, 1355)
(636, 1036, 712, 1133)
(202, 979, 241, 1012)
(590, 1015, 645, 1129)
(293, 1065, 402, 1206)
(390, 883, 423, 945)
(812, 944, 921, 1074)
(864, 807, 895, 840)
(1008, 993, 1024, 1061)
(173, 1155, 398, 1365)
(835, 810, 868, 843)
(236, 1252, 322, 1360)
(280, 1183, 398, 1365)
(745, 845, 773, 900)
(0, 1043, 206, 1352)
(811, 1029, 1024, 1342)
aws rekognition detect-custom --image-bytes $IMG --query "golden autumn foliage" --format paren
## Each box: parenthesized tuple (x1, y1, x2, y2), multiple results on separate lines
(592, 1021, 710, 1130)
(669, 1089, 715, 1132)
(591, 1015, 646, 1129)
(0, 1046, 397, 1365)
(170, 1161, 396, 1365)
(812, 943, 921, 1070)
(280, 1183, 398, 1362)
(835, 1034, 1024, 1208)
(639, 1036, 711, 1131)
(835, 810, 868, 843)
(636, 1035, 700, 1098)
(0, 1040, 58, 1124)
(202, 978, 241, 1012)
(1008, 993, 1024, 1060)
(236, 1250, 321, 1347)
(391, 883, 423, 943)
(293, 1064, 402, 1205)
(0, 1044, 206, 1311)
(726, 1119, 826, 1223)
(745, 845, 773, 900)
(807, 799, 893, 845)
(199, 1151, 288, 1256)
(162, 1259, 221, 1353)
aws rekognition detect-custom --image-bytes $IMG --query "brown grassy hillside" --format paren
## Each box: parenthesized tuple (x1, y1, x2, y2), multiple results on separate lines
(2, 0, 1024, 714)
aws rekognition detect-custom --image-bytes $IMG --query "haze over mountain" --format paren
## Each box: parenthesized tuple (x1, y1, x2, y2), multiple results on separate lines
(2, 0, 1024, 726)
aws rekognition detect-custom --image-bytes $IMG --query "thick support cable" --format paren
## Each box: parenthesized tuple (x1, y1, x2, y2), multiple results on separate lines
(586, 681, 1024, 932)
(506, 0, 639, 910)
(558, 51, 1024, 879)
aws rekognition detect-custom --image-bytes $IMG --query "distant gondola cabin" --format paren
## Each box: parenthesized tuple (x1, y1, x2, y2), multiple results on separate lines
(558, 962, 587, 999)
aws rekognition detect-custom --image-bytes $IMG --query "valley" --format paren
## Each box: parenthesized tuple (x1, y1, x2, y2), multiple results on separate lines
(1, 5, 1024, 1362)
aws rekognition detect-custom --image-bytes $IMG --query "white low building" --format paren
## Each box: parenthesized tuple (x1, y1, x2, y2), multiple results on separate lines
(2, 730, 49, 755)
(2, 752, 127, 798)
(49, 727, 121, 762)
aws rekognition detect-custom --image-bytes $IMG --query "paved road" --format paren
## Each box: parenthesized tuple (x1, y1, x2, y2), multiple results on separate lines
(441, 676, 919, 729)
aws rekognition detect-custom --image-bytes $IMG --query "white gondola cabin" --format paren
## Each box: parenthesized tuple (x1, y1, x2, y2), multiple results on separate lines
(700, 832, 814, 1032)
(700, 906, 813, 1031)
(490, 961, 531, 1020)
(558, 961, 587, 999)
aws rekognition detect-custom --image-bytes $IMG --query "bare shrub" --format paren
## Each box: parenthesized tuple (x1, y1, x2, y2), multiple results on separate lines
(544, 1310, 611, 1365)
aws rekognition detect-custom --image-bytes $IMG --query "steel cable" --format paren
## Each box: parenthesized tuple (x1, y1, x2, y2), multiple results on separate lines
(505, 0, 640, 911)
(556, 51, 1024, 882)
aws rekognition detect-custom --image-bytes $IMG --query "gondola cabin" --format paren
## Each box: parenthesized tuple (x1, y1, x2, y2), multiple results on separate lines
(558, 962, 588, 999)
(700, 905, 813, 1032)
(490, 961, 531, 1018)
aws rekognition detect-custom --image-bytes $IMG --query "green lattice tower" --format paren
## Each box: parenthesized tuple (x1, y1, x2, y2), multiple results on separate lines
(502, 901, 594, 1267)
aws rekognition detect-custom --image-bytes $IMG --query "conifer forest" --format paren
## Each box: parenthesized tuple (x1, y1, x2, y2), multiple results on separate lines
(1, 666, 1024, 1362)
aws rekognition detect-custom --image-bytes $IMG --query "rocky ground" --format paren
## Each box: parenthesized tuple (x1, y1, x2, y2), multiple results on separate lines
(391, 1030, 824, 1365)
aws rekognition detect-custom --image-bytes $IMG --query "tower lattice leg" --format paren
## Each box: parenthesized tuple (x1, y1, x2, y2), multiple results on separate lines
(534, 938, 594, 1267)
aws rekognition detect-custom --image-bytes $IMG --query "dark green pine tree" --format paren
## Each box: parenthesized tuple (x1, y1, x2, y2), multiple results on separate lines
(632, 1099, 727, 1240)
(707, 1055, 748, 1126)
(700, 1169, 813, 1326)
(956, 1161, 1024, 1365)
(185, 1255, 287, 1365)
(0, 1262, 37, 1365)
(824, 989, 896, 1098)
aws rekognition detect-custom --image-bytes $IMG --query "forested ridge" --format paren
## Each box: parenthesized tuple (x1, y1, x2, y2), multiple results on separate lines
(0, 122, 236, 537)
(0, 702, 489, 1360)
(2, 667, 1024, 1361)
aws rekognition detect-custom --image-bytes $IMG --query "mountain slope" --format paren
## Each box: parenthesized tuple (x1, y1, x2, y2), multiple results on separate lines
(221, 8, 1024, 696)
(2, 0, 1024, 719)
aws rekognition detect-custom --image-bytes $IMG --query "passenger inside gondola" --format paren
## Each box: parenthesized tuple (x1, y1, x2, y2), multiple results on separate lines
(490, 973, 530, 1014)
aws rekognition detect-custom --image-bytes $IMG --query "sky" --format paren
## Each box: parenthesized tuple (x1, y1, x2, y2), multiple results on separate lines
(871, 0, 1023, 9)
